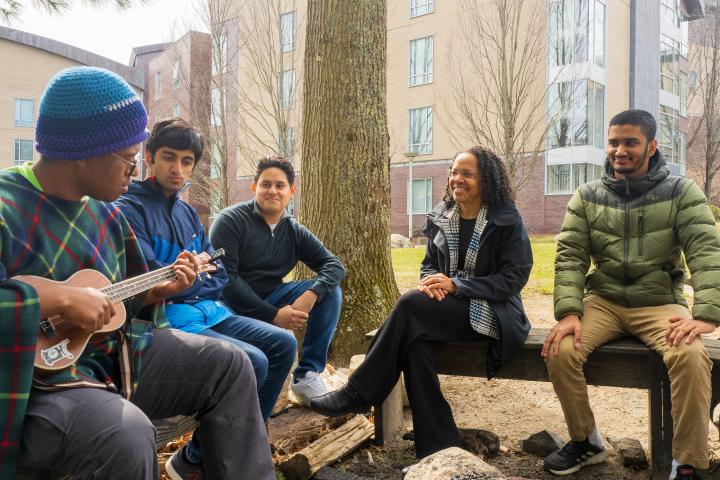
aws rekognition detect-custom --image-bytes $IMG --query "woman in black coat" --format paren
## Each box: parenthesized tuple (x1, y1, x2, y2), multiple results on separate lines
(310, 146, 533, 458)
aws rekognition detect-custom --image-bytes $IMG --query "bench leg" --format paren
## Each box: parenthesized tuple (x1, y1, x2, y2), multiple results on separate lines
(649, 353, 673, 479)
(373, 379, 404, 446)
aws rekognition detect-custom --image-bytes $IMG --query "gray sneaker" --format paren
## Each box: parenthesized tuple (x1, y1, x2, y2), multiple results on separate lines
(165, 446, 204, 480)
(289, 371, 328, 406)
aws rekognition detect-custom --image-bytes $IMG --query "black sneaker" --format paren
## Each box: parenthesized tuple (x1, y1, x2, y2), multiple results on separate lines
(165, 446, 204, 480)
(543, 439, 608, 475)
(675, 464, 702, 479)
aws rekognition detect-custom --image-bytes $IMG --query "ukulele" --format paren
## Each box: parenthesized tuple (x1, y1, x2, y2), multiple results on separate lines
(13, 249, 224, 375)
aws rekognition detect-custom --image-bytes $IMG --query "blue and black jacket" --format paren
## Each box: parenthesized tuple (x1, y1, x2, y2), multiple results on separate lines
(115, 178, 232, 332)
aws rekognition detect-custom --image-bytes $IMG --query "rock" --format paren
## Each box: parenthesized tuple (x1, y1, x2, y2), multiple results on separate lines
(390, 233, 411, 248)
(459, 428, 500, 458)
(608, 437, 648, 469)
(403, 447, 506, 480)
(349, 355, 365, 374)
(520, 430, 565, 457)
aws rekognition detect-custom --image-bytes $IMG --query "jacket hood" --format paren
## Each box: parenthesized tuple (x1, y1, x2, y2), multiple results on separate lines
(602, 149, 669, 198)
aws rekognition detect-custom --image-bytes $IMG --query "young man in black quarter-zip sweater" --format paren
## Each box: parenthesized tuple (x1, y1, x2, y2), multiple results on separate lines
(209, 156, 345, 406)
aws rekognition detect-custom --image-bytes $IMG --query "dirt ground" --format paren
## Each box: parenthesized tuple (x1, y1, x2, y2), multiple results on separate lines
(159, 292, 720, 479)
(327, 292, 720, 479)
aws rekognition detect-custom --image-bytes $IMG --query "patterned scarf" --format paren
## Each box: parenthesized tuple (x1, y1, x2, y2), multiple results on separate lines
(437, 203, 500, 339)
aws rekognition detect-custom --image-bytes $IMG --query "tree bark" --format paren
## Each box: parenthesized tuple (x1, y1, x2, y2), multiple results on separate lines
(300, 0, 398, 363)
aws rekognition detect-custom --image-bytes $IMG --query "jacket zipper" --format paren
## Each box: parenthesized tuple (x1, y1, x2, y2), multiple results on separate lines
(623, 200, 630, 306)
(637, 211, 644, 256)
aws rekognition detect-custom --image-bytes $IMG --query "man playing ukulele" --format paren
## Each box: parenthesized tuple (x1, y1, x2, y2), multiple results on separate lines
(0, 67, 274, 480)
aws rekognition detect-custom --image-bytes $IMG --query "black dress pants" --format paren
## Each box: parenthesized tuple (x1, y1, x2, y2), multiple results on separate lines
(349, 290, 486, 458)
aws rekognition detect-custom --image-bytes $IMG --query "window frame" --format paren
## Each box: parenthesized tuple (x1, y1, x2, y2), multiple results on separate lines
(408, 106, 433, 154)
(409, 35, 434, 86)
(14, 98, 34, 127)
(14, 138, 33, 165)
(408, 177, 433, 214)
(410, 0, 434, 18)
(279, 69, 295, 110)
(172, 61, 181, 89)
(280, 11, 296, 53)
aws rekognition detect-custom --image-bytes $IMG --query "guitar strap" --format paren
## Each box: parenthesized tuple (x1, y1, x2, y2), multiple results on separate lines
(116, 329, 133, 400)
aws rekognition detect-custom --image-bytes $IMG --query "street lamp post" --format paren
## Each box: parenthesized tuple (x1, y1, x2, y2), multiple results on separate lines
(403, 151, 420, 242)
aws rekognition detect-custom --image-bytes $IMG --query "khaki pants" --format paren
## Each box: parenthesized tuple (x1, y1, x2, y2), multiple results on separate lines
(545, 294, 712, 468)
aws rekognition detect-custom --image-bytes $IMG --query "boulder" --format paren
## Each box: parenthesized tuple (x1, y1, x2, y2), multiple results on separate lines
(520, 430, 565, 457)
(608, 437, 648, 469)
(459, 429, 500, 458)
(403, 447, 506, 480)
(390, 234, 412, 248)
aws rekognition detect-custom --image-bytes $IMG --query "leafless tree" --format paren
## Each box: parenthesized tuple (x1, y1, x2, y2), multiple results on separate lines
(687, 8, 720, 202)
(441, 0, 552, 192)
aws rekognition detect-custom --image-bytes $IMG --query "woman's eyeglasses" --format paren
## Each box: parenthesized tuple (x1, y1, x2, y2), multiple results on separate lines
(447, 168, 482, 179)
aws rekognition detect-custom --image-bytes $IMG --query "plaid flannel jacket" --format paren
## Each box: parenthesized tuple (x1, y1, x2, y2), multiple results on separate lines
(0, 168, 165, 479)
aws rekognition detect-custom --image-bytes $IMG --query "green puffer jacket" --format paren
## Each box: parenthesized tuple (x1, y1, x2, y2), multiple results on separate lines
(554, 151, 720, 324)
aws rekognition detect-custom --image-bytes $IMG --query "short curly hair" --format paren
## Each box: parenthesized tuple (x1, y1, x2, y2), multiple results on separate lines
(443, 146, 514, 210)
(255, 155, 295, 185)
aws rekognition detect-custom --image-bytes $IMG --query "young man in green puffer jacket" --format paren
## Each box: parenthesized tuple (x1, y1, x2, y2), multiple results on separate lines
(541, 110, 720, 480)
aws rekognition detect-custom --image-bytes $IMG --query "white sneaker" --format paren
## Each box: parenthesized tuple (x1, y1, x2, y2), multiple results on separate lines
(288, 371, 328, 406)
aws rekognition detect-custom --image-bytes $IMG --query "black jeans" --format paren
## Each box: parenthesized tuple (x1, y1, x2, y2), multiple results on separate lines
(349, 290, 486, 458)
(19, 328, 274, 480)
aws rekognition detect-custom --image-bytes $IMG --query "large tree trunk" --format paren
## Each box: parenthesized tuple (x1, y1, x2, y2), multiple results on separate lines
(299, 0, 398, 363)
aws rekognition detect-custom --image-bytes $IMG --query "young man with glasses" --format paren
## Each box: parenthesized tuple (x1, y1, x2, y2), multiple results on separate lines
(209, 156, 345, 406)
(1, 67, 274, 480)
(115, 119, 298, 477)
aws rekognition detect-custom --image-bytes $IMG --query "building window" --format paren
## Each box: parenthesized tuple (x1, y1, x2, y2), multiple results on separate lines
(548, 79, 604, 149)
(280, 11, 295, 52)
(546, 163, 603, 194)
(172, 61, 181, 89)
(680, 72, 688, 117)
(14, 139, 33, 165)
(279, 69, 295, 110)
(408, 107, 433, 154)
(14, 99, 34, 127)
(688, 71, 699, 93)
(210, 144, 221, 179)
(548, 0, 605, 68)
(210, 190, 222, 217)
(212, 34, 228, 76)
(659, 106, 681, 165)
(172, 104, 181, 118)
(660, 35, 680, 96)
(286, 197, 295, 217)
(211, 88, 225, 127)
(409, 178, 432, 214)
(660, 0, 680, 27)
(410, 0, 434, 18)
(154, 72, 162, 100)
(409, 35, 434, 86)
(278, 126, 295, 160)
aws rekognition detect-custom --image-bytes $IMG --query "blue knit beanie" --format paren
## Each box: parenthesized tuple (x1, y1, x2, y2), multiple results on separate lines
(35, 67, 148, 160)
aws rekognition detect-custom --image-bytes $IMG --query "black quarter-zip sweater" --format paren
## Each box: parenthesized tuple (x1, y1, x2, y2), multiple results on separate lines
(208, 200, 346, 322)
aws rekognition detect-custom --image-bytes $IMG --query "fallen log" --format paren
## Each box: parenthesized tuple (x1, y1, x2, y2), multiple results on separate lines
(268, 408, 350, 457)
(279, 415, 374, 480)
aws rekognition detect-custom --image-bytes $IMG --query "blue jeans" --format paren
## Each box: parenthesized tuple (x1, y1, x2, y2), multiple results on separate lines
(265, 280, 342, 379)
(184, 312, 296, 464)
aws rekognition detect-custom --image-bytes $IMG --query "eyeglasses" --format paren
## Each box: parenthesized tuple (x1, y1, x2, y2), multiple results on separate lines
(111, 152, 141, 172)
(447, 168, 482, 179)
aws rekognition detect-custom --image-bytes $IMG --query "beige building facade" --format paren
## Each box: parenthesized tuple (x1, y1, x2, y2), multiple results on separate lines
(0, 27, 144, 171)
(141, 0, 704, 234)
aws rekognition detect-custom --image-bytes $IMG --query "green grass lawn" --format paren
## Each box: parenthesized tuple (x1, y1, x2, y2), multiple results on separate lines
(391, 235, 556, 296)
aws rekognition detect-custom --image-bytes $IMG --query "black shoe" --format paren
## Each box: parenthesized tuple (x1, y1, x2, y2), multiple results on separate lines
(165, 446, 204, 480)
(309, 386, 370, 417)
(543, 439, 608, 475)
(675, 464, 702, 479)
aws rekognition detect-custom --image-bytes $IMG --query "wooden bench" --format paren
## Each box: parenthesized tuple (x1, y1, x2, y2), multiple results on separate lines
(15, 416, 198, 480)
(367, 327, 720, 479)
